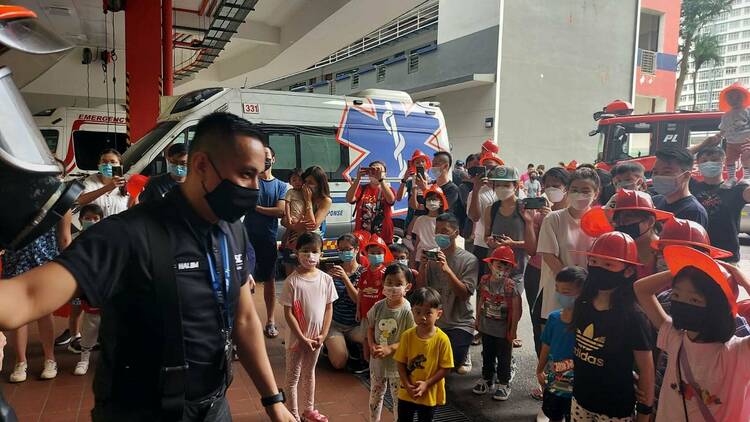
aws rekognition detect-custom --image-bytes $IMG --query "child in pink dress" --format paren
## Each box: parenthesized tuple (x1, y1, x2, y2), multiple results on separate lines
(281, 232, 338, 422)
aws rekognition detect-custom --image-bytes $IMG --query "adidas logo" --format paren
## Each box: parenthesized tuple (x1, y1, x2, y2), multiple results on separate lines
(576, 324, 606, 352)
(575, 324, 606, 367)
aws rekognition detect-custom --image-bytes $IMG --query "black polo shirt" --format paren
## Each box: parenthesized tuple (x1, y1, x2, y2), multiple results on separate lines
(55, 187, 250, 404)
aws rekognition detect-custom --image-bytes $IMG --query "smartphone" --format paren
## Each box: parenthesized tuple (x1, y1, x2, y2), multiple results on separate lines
(522, 197, 547, 209)
(468, 166, 487, 178)
(416, 166, 426, 178)
(320, 258, 344, 271)
(425, 249, 439, 261)
(111, 165, 124, 178)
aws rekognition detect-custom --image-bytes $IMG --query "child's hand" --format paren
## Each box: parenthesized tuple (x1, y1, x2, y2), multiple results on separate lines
(536, 371, 546, 388)
(486, 236, 498, 249)
(413, 381, 428, 398)
(371, 344, 383, 358)
(312, 335, 324, 350)
(302, 338, 316, 352)
(405, 383, 419, 399)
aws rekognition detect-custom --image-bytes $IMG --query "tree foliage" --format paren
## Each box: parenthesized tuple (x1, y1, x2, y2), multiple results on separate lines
(691, 34, 722, 109)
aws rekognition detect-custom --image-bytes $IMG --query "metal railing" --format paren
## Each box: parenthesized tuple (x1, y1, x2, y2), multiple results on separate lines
(310, 0, 438, 70)
(640, 49, 657, 75)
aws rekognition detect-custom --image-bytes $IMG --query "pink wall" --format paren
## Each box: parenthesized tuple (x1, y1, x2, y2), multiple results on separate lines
(641, 0, 680, 54)
(636, 68, 677, 111)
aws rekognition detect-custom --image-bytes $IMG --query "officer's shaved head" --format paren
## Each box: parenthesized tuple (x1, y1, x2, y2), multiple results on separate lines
(189, 112, 267, 162)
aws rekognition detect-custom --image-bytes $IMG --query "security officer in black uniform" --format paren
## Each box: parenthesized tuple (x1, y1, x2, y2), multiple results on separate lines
(0, 113, 295, 422)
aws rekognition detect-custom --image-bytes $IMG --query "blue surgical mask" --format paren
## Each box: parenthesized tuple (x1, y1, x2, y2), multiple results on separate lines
(98, 163, 113, 178)
(698, 162, 723, 178)
(168, 163, 188, 177)
(429, 167, 442, 179)
(435, 234, 452, 249)
(81, 220, 96, 230)
(652, 174, 683, 196)
(339, 250, 355, 262)
(368, 254, 384, 266)
(555, 292, 578, 309)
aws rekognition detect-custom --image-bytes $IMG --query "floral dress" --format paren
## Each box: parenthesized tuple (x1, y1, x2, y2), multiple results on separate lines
(2, 229, 59, 278)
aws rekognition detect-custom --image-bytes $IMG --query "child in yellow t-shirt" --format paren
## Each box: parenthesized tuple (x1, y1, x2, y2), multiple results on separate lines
(394, 287, 454, 422)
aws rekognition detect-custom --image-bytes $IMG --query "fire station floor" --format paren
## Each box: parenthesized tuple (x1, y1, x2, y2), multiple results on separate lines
(0, 282, 376, 422)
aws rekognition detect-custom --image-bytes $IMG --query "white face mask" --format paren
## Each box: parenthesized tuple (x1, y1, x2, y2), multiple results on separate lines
(494, 186, 515, 200)
(397, 258, 409, 266)
(298, 251, 321, 269)
(383, 285, 406, 301)
(544, 187, 565, 203)
(568, 192, 593, 211)
(491, 267, 510, 279)
(425, 199, 441, 211)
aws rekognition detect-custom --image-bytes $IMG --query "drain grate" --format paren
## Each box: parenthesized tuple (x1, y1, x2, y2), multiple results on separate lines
(354, 372, 471, 421)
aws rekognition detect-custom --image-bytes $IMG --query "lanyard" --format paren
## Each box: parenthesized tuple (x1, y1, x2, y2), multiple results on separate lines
(206, 230, 233, 331)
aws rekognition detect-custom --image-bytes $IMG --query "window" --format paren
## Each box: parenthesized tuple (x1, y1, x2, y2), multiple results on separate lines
(729, 44, 740, 52)
(300, 133, 344, 175)
(408, 54, 419, 74)
(741, 64, 750, 72)
(72, 131, 128, 171)
(40, 129, 60, 154)
(268, 133, 296, 171)
(638, 12, 661, 51)
(716, 23, 728, 33)
(351, 73, 359, 89)
(730, 20, 741, 29)
(376, 65, 386, 83)
(741, 76, 750, 84)
(742, 53, 750, 61)
(729, 31, 741, 40)
(697, 92, 709, 102)
(603, 122, 654, 162)
(698, 82, 709, 90)
(727, 67, 738, 75)
(727, 55, 739, 63)
(743, 30, 750, 38)
(742, 42, 750, 49)
(289, 81, 306, 91)
(264, 128, 346, 182)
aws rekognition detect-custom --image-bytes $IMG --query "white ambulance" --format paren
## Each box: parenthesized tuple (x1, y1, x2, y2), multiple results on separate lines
(121, 88, 450, 239)
(33, 105, 127, 176)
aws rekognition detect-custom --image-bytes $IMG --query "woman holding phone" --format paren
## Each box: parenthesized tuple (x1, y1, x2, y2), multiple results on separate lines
(77, 148, 130, 216)
(347, 161, 396, 244)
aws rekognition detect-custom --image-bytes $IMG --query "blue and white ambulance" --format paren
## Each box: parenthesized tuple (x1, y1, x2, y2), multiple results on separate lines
(122, 87, 450, 240)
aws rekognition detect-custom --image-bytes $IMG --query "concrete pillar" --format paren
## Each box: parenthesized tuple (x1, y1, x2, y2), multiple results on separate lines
(125, 0, 161, 143)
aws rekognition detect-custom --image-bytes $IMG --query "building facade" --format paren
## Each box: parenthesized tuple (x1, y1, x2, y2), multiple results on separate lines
(256, 0, 641, 169)
(635, 0, 680, 114)
(678, 0, 750, 111)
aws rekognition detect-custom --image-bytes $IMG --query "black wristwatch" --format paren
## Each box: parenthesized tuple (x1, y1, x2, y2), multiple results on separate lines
(378, 178, 384, 183)
(261, 390, 286, 407)
(635, 402, 653, 415)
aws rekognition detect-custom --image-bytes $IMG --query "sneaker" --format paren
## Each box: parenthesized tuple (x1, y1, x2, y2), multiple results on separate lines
(301, 409, 328, 422)
(40, 360, 57, 380)
(472, 379, 494, 395)
(9, 362, 27, 383)
(456, 354, 472, 375)
(347, 358, 369, 374)
(67, 336, 82, 354)
(73, 350, 90, 376)
(493, 384, 511, 401)
(54, 329, 73, 346)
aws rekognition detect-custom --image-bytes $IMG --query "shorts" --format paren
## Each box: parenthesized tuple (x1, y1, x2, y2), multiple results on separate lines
(543, 390, 571, 421)
(328, 320, 363, 340)
(250, 238, 278, 281)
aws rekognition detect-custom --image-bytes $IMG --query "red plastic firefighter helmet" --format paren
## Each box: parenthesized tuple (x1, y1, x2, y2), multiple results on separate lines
(604, 100, 634, 116)
(352, 230, 372, 250)
(581, 190, 673, 237)
(651, 218, 732, 259)
(424, 184, 449, 211)
(483, 246, 516, 267)
(408, 149, 432, 171)
(565, 160, 578, 172)
(574, 231, 642, 266)
(663, 245, 737, 317)
(363, 234, 394, 264)
(719, 83, 750, 112)
(482, 139, 499, 154)
(480, 154, 505, 167)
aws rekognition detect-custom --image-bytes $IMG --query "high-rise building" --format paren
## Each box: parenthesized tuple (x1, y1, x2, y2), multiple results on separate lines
(678, 0, 750, 111)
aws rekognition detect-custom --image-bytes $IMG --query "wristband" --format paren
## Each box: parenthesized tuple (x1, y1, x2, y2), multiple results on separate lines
(635, 402, 652, 415)
(261, 390, 286, 407)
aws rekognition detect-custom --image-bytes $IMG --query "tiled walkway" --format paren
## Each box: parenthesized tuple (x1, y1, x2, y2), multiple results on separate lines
(0, 282, 382, 421)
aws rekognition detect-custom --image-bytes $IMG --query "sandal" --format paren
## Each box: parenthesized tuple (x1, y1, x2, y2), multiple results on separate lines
(264, 323, 279, 338)
(513, 338, 523, 348)
(302, 409, 328, 422)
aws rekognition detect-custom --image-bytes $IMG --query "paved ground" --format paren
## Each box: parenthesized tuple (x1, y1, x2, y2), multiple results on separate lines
(3, 241, 750, 422)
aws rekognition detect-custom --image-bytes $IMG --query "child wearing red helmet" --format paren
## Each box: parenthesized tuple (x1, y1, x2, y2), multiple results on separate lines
(570, 232, 654, 421)
(471, 246, 522, 401)
(718, 83, 750, 187)
(635, 246, 750, 421)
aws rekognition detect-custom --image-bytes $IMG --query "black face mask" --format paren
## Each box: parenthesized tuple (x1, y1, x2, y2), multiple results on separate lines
(204, 159, 259, 222)
(615, 221, 644, 240)
(264, 159, 272, 171)
(588, 266, 632, 291)
(671, 301, 708, 333)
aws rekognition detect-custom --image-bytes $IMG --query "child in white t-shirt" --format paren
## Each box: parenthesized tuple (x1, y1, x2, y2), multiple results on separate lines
(718, 83, 750, 186)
